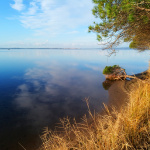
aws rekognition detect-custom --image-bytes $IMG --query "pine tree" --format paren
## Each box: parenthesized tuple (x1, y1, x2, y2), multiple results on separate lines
(89, 0, 150, 50)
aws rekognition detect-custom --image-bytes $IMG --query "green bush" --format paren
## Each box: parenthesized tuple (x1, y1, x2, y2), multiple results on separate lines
(103, 65, 120, 74)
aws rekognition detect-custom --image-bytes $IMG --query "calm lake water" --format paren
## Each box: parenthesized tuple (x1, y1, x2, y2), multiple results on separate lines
(0, 48, 149, 150)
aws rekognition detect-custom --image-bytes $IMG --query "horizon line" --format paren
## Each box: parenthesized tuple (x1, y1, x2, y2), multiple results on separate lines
(0, 47, 129, 49)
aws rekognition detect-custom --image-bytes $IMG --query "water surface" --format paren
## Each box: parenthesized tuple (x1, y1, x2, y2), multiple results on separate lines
(0, 48, 149, 150)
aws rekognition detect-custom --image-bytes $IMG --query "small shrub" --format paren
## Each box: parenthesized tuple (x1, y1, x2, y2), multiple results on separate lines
(103, 65, 120, 74)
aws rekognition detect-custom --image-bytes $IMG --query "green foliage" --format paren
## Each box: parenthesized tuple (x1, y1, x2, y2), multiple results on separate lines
(89, 0, 150, 50)
(129, 41, 138, 49)
(103, 65, 120, 74)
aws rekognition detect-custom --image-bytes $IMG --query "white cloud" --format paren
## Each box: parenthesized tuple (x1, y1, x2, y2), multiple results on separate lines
(67, 31, 79, 34)
(26, 2, 38, 15)
(11, 0, 95, 36)
(10, 0, 25, 11)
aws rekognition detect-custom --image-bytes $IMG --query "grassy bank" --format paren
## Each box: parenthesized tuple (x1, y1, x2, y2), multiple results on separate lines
(39, 71, 150, 150)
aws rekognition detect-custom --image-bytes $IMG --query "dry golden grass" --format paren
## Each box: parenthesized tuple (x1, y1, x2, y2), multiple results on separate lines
(39, 70, 150, 150)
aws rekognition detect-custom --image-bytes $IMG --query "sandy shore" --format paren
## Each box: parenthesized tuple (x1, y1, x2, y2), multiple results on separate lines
(105, 70, 150, 112)
(107, 81, 129, 110)
(102, 79, 139, 114)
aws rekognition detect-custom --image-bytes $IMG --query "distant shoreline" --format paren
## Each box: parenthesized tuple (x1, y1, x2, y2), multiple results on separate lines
(0, 47, 130, 50)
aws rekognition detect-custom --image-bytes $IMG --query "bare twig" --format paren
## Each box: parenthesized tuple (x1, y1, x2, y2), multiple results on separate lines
(18, 142, 26, 150)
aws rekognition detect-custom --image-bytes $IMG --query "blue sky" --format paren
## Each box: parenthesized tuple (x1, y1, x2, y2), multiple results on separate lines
(0, 0, 128, 48)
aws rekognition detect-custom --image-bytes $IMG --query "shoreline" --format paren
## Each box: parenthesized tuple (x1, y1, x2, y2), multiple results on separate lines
(103, 69, 150, 113)
(39, 70, 150, 150)
(40, 75, 150, 149)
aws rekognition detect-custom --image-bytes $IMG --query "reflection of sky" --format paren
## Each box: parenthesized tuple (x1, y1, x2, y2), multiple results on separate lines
(14, 55, 108, 127)
(0, 49, 149, 149)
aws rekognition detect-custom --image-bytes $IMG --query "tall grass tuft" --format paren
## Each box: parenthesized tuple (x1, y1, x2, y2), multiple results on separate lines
(39, 70, 150, 150)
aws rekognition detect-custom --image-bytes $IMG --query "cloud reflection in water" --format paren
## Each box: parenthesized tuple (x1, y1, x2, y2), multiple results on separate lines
(1, 49, 149, 149)
(15, 59, 108, 128)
